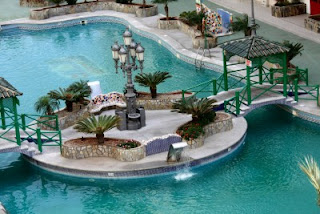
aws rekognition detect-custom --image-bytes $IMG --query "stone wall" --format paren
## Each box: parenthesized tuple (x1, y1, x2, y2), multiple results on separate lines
(20, 0, 52, 7)
(157, 19, 217, 49)
(271, 3, 306, 17)
(182, 112, 233, 149)
(30, 1, 158, 20)
(305, 15, 320, 33)
(38, 106, 91, 130)
(62, 142, 145, 162)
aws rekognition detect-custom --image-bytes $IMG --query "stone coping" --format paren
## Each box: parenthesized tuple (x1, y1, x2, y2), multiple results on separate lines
(24, 116, 247, 178)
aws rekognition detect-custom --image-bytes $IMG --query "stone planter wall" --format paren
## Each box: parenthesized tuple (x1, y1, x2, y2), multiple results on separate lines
(38, 106, 91, 130)
(305, 15, 320, 33)
(62, 142, 145, 162)
(30, 1, 158, 20)
(180, 112, 233, 149)
(271, 3, 306, 17)
(157, 19, 217, 48)
(20, 0, 52, 7)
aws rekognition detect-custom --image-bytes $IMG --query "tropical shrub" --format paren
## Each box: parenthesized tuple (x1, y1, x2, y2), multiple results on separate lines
(50, 0, 64, 6)
(152, 0, 178, 20)
(299, 156, 320, 206)
(180, 10, 205, 35)
(48, 88, 77, 112)
(116, 0, 133, 4)
(134, 71, 172, 98)
(67, 80, 91, 104)
(74, 115, 121, 144)
(66, 0, 77, 5)
(34, 95, 60, 115)
(230, 14, 253, 36)
(282, 40, 304, 67)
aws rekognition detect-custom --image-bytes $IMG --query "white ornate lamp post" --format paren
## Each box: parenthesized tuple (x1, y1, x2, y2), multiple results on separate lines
(111, 28, 146, 130)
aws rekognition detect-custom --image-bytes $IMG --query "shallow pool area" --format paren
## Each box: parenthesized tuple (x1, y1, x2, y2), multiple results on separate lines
(1, 106, 320, 213)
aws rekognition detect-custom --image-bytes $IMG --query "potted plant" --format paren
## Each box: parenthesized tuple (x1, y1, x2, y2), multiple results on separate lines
(74, 115, 121, 144)
(134, 71, 172, 99)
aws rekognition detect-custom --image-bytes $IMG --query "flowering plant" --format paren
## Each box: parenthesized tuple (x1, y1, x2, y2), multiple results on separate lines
(117, 140, 139, 149)
(177, 123, 204, 141)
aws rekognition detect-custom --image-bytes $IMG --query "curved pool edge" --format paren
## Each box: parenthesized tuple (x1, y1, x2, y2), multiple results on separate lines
(0, 11, 225, 73)
(279, 105, 320, 124)
(23, 118, 247, 179)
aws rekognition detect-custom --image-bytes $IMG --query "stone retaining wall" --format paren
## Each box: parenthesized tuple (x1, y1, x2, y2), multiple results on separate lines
(183, 112, 233, 149)
(157, 19, 217, 49)
(62, 142, 145, 162)
(271, 3, 306, 17)
(38, 106, 91, 130)
(20, 0, 52, 7)
(30, 1, 158, 20)
(305, 15, 320, 34)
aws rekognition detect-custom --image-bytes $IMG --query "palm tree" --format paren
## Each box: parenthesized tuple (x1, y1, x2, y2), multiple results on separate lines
(134, 71, 172, 98)
(74, 115, 121, 144)
(152, 0, 178, 21)
(34, 95, 60, 115)
(283, 40, 304, 67)
(231, 14, 253, 37)
(172, 97, 217, 125)
(180, 10, 205, 36)
(299, 156, 320, 206)
(67, 80, 91, 104)
(48, 88, 78, 112)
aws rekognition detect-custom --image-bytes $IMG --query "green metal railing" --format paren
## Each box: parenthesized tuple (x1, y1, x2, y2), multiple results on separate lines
(20, 114, 62, 152)
(224, 86, 247, 115)
(293, 79, 319, 106)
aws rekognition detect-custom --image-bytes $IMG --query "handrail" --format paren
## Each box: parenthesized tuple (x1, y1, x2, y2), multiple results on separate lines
(294, 78, 319, 106)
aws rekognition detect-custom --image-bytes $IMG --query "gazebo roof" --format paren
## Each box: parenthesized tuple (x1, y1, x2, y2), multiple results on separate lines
(220, 36, 289, 59)
(0, 77, 23, 99)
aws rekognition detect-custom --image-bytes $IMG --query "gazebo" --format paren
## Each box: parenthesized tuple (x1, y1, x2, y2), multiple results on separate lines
(0, 77, 23, 145)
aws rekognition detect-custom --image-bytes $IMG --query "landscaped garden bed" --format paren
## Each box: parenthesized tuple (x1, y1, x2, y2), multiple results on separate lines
(62, 137, 145, 161)
(271, 1, 306, 17)
(305, 15, 320, 34)
(30, 0, 158, 20)
(137, 91, 193, 110)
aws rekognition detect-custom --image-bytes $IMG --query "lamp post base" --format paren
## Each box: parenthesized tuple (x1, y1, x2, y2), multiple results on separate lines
(115, 108, 146, 131)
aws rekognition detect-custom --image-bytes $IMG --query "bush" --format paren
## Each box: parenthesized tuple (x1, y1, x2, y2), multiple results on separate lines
(177, 123, 204, 141)
(50, 0, 64, 6)
(66, 0, 77, 5)
(117, 141, 139, 149)
(116, 0, 133, 4)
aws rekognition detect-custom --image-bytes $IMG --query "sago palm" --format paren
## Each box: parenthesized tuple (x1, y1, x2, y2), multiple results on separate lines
(152, 0, 178, 21)
(283, 40, 304, 67)
(299, 156, 320, 206)
(67, 80, 91, 103)
(48, 88, 78, 112)
(134, 71, 172, 98)
(74, 115, 121, 144)
(231, 14, 253, 37)
(34, 95, 60, 115)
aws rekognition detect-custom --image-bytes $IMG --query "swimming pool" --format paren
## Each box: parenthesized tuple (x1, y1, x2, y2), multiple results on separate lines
(1, 106, 320, 213)
(0, 21, 230, 114)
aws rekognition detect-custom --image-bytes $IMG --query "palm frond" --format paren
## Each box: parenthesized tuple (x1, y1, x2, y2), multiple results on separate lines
(135, 71, 172, 88)
(299, 156, 320, 194)
(74, 115, 121, 135)
(34, 95, 59, 115)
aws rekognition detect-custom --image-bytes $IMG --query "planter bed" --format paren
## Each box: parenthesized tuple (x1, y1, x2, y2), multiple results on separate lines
(157, 18, 217, 49)
(20, 0, 52, 7)
(177, 112, 233, 149)
(62, 137, 145, 162)
(305, 15, 320, 33)
(136, 91, 193, 110)
(271, 3, 306, 17)
(30, 1, 158, 20)
(38, 103, 91, 130)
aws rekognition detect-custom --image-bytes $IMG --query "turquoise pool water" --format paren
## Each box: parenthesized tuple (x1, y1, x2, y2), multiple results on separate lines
(0, 22, 227, 114)
(1, 106, 320, 213)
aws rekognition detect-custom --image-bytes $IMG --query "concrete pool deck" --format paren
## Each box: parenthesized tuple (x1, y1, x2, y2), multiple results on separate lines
(25, 110, 247, 178)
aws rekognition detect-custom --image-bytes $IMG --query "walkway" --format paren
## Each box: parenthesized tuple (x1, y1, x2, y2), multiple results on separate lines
(209, 0, 320, 44)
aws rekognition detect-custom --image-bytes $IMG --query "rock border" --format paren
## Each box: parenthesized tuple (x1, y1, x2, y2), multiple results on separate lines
(30, 1, 158, 20)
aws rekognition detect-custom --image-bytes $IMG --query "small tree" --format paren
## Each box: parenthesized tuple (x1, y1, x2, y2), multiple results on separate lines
(282, 40, 304, 67)
(48, 88, 78, 112)
(50, 0, 64, 6)
(134, 71, 172, 98)
(152, 0, 178, 21)
(74, 115, 121, 144)
(67, 80, 91, 104)
(299, 156, 320, 206)
(34, 95, 60, 115)
(231, 14, 257, 37)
